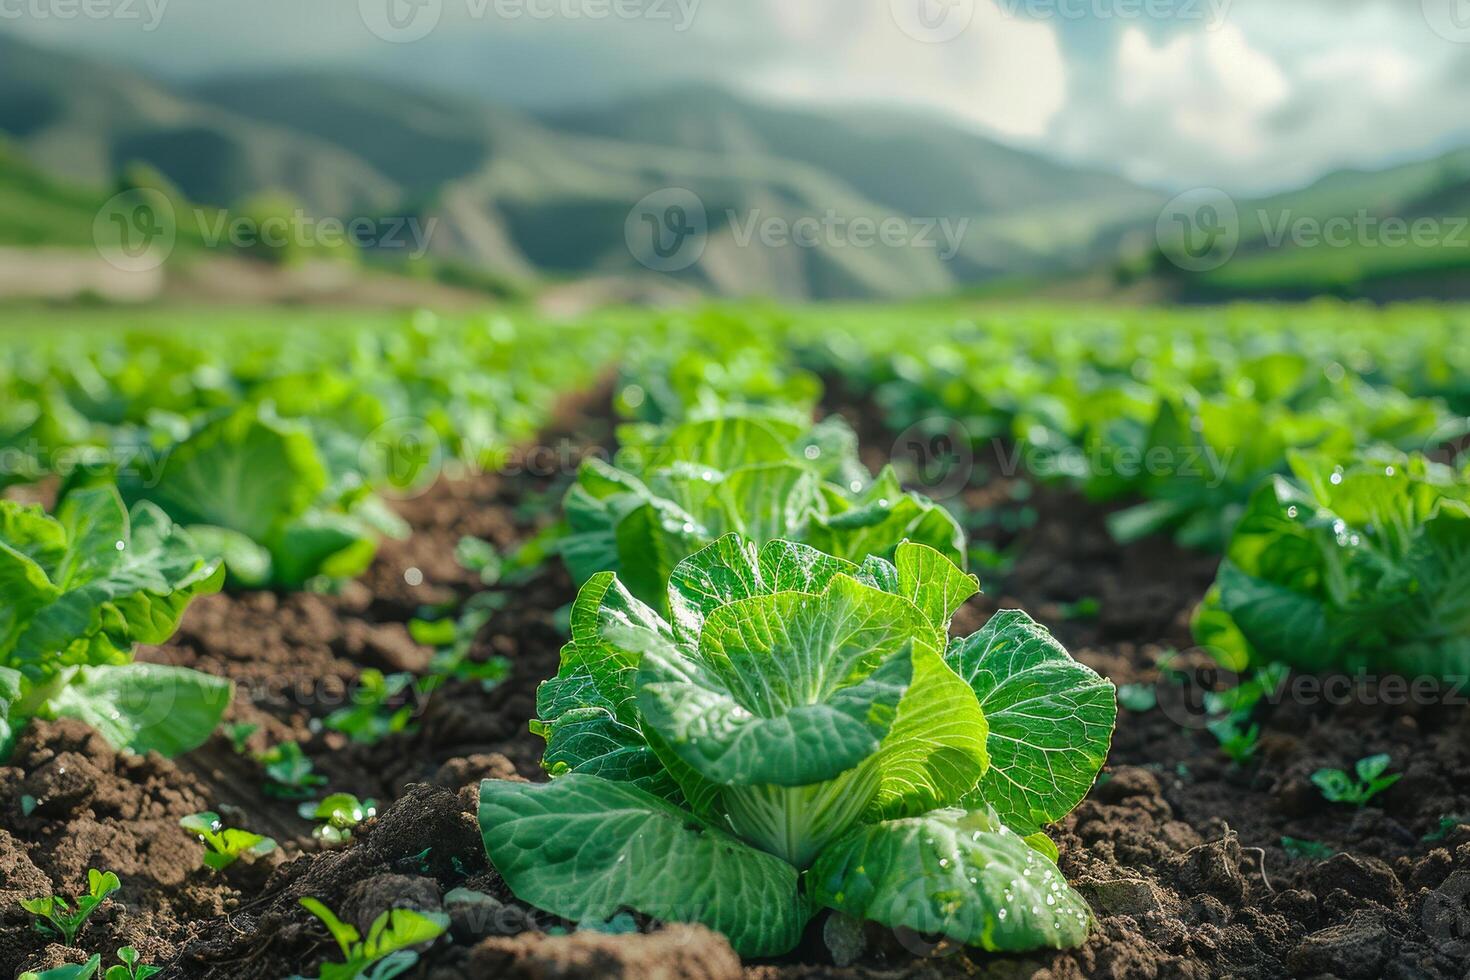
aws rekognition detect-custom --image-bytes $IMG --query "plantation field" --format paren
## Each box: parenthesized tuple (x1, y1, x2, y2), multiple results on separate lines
(2, 301, 1469, 979)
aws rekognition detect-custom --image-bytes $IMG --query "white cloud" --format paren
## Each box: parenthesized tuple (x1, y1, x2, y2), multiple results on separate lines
(737, 1, 1069, 140)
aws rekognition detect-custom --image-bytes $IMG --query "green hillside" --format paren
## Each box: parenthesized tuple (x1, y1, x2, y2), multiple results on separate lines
(0, 140, 102, 247)
(0, 35, 397, 216)
(1133, 147, 1470, 300)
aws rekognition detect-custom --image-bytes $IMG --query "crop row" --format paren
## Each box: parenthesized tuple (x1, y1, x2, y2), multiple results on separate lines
(4, 301, 1470, 973)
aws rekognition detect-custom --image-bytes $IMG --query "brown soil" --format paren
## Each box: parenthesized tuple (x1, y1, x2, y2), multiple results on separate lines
(3, 394, 1469, 980)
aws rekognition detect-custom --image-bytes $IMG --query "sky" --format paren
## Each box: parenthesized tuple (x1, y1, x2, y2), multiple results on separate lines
(5, 0, 1470, 194)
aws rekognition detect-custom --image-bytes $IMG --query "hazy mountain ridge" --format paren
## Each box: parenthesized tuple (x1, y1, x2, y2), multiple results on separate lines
(6, 33, 1469, 301)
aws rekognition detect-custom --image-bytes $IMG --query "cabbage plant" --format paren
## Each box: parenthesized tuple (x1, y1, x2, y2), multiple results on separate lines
(562, 410, 966, 613)
(0, 486, 228, 759)
(1194, 450, 1470, 678)
(480, 535, 1115, 956)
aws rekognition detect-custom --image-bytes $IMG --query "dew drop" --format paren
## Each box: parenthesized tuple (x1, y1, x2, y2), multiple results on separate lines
(404, 567, 424, 586)
(114, 540, 126, 551)
(997, 908, 1007, 921)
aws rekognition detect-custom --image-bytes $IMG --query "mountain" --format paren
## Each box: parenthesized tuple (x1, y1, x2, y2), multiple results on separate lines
(550, 86, 1156, 226)
(0, 34, 1166, 300)
(0, 34, 397, 217)
(1134, 146, 1470, 301)
(0, 138, 103, 248)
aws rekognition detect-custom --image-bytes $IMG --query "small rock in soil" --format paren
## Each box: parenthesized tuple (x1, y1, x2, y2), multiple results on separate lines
(341, 873, 442, 931)
(1310, 853, 1406, 910)
(1287, 916, 1392, 979)
(21, 752, 100, 818)
(1078, 875, 1182, 917)
(434, 753, 524, 789)
(1177, 834, 1247, 904)
(468, 924, 742, 980)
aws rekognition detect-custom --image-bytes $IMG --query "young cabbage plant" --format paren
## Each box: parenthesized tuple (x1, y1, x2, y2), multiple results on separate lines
(299, 793, 378, 845)
(260, 742, 327, 799)
(295, 898, 448, 980)
(480, 535, 1116, 957)
(0, 486, 228, 761)
(1194, 450, 1470, 678)
(18, 957, 101, 980)
(1312, 754, 1402, 808)
(180, 811, 278, 870)
(110, 407, 393, 589)
(21, 869, 121, 945)
(105, 947, 160, 980)
(561, 409, 966, 613)
(324, 669, 415, 744)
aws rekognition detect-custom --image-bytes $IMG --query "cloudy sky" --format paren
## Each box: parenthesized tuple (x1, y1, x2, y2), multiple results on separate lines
(6, 0, 1470, 194)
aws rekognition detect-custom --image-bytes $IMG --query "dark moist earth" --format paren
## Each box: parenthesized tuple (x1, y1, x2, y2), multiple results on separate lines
(3, 399, 1470, 980)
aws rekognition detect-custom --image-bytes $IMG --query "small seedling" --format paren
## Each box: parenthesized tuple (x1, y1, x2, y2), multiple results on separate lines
(1281, 836, 1335, 860)
(455, 535, 502, 585)
(299, 793, 378, 845)
(1312, 754, 1402, 807)
(1117, 683, 1157, 712)
(1058, 597, 1101, 621)
(260, 742, 328, 799)
(324, 670, 415, 744)
(1208, 718, 1262, 765)
(180, 811, 278, 871)
(413, 592, 510, 692)
(1423, 814, 1469, 843)
(20, 869, 121, 944)
(966, 543, 1016, 577)
(297, 897, 448, 980)
(19, 955, 101, 980)
(105, 947, 160, 980)
(226, 722, 260, 754)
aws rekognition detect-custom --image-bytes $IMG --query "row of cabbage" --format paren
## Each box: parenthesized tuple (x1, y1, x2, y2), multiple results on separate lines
(0, 308, 798, 761)
(798, 302, 1468, 549)
(791, 301, 1470, 680)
